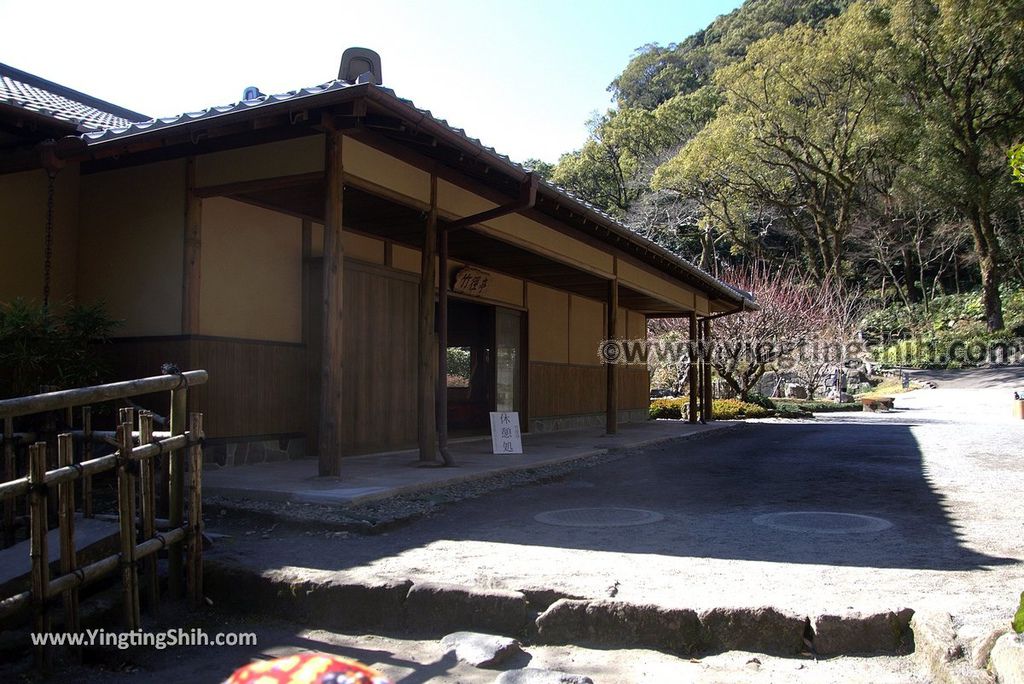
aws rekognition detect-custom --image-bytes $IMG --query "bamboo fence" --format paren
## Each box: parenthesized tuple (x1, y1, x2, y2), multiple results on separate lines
(0, 370, 208, 668)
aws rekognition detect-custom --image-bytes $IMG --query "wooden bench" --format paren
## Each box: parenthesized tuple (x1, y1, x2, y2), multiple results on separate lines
(861, 396, 894, 412)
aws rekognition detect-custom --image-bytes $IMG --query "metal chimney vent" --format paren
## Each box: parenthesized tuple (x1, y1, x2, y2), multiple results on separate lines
(339, 47, 382, 85)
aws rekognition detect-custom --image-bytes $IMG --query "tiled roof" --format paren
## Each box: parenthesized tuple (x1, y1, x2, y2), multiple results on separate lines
(81, 79, 365, 142)
(71, 74, 753, 307)
(0, 63, 147, 131)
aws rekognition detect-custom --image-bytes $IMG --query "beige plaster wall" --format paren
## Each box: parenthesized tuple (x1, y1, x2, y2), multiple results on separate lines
(200, 197, 302, 342)
(77, 159, 185, 336)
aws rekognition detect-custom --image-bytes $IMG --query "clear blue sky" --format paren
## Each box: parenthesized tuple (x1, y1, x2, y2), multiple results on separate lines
(1, 0, 742, 164)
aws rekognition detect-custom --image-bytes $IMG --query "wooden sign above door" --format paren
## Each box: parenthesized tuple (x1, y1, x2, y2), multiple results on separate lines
(452, 267, 490, 297)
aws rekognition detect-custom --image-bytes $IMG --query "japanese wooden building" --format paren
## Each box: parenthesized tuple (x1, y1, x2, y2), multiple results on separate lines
(0, 52, 754, 474)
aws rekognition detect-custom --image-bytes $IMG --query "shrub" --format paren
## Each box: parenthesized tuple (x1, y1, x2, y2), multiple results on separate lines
(0, 299, 119, 398)
(713, 399, 772, 419)
(650, 397, 685, 420)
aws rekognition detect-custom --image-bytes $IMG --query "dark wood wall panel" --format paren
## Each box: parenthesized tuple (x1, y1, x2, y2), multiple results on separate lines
(189, 338, 305, 438)
(529, 362, 649, 419)
(102, 336, 305, 439)
(340, 262, 419, 453)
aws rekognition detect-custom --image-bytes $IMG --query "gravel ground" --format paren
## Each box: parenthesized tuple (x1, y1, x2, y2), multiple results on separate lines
(207, 366, 1024, 628)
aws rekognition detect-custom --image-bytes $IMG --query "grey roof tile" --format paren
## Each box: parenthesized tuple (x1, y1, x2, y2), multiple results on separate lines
(0, 63, 147, 131)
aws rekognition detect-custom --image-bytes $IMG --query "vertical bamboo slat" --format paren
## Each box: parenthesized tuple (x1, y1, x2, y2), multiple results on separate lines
(116, 423, 140, 629)
(138, 412, 159, 613)
(28, 442, 51, 670)
(81, 406, 93, 518)
(56, 433, 80, 638)
(2, 417, 14, 547)
(187, 412, 204, 609)
(168, 386, 186, 599)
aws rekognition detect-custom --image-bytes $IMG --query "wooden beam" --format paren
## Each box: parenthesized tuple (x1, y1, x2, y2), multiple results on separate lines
(182, 157, 202, 335)
(606, 280, 619, 435)
(192, 171, 324, 199)
(435, 224, 454, 465)
(417, 175, 438, 462)
(318, 129, 344, 476)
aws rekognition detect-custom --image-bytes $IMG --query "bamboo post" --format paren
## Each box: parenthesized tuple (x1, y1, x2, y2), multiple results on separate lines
(187, 412, 204, 609)
(3, 417, 14, 547)
(81, 406, 93, 517)
(168, 385, 186, 598)
(116, 423, 140, 629)
(28, 442, 51, 670)
(57, 433, 80, 639)
(138, 412, 159, 613)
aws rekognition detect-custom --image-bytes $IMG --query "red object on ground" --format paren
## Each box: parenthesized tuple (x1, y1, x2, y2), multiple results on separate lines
(225, 653, 392, 684)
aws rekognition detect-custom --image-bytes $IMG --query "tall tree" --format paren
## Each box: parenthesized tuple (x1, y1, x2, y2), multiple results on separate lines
(654, 5, 898, 280)
(881, 0, 1024, 330)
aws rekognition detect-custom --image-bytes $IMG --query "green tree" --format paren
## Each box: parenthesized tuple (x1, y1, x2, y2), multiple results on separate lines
(881, 0, 1024, 331)
(654, 5, 897, 280)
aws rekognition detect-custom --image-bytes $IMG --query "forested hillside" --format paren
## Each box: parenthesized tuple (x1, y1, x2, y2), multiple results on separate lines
(539, 0, 1024, 336)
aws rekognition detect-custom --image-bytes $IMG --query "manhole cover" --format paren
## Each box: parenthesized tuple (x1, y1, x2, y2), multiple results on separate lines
(753, 511, 893, 534)
(534, 507, 665, 527)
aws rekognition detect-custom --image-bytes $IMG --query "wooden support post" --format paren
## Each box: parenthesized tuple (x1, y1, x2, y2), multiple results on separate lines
(2, 417, 13, 547)
(417, 174, 438, 462)
(187, 413, 204, 609)
(28, 442, 51, 670)
(318, 128, 345, 476)
(57, 433, 80, 640)
(606, 280, 619, 435)
(301, 219, 319, 455)
(116, 423, 140, 629)
(168, 386, 186, 598)
(702, 318, 714, 422)
(688, 312, 698, 424)
(435, 226, 455, 466)
(182, 156, 202, 334)
(138, 412, 159, 614)
(81, 406, 93, 518)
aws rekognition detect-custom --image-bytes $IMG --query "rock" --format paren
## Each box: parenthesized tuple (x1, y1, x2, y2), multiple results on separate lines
(811, 609, 913, 655)
(908, 610, 996, 684)
(494, 669, 594, 684)
(405, 582, 529, 636)
(440, 632, 523, 668)
(699, 606, 806, 656)
(204, 562, 410, 630)
(990, 633, 1024, 683)
(966, 624, 1008, 669)
(535, 599, 702, 654)
(786, 384, 808, 399)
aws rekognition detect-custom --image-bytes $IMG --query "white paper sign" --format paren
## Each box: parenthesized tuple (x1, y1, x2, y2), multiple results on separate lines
(489, 411, 522, 454)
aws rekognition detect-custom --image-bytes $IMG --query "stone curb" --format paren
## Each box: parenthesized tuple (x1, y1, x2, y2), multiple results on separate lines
(205, 561, 916, 658)
(911, 610, 994, 684)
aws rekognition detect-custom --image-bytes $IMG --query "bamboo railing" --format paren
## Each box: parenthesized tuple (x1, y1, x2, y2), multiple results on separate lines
(0, 370, 207, 668)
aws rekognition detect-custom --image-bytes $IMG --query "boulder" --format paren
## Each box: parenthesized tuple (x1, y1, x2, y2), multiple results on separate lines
(494, 669, 594, 684)
(990, 633, 1024, 683)
(440, 631, 524, 668)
